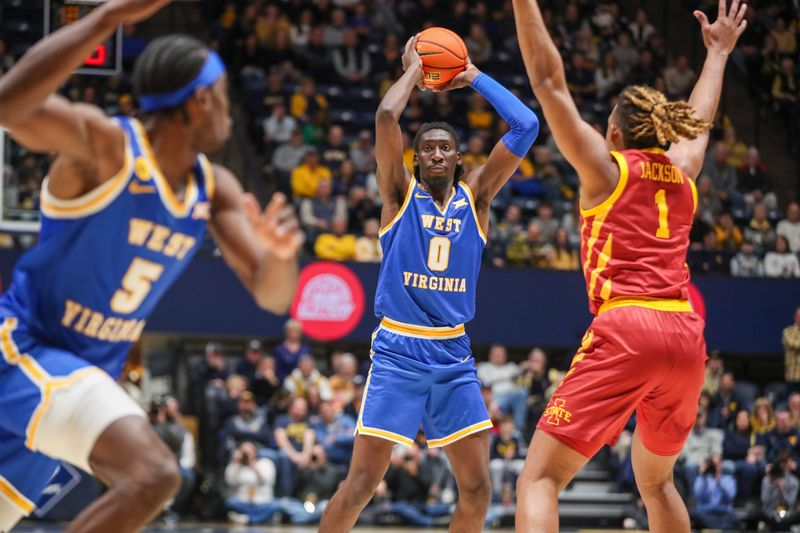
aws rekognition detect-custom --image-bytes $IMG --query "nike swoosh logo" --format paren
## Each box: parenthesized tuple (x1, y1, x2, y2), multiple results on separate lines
(129, 182, 157, 194)
(461, 355, 471, 363)
(415, 193, 431, 199)
(418, 52, 443, 56)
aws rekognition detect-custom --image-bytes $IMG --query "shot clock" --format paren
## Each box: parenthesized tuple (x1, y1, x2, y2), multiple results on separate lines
(44, 0, 122, 75)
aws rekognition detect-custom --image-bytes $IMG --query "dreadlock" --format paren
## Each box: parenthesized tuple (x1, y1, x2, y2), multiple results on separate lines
(413, 122, 464, 183)
(616, 85, 711, 149)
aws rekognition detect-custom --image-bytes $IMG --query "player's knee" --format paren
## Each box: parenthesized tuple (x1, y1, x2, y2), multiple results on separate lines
(637, 476, 673, 500)
(345, 470, 381, 506)
(127, 450, 181, 507)
(458, 473, 491, 505)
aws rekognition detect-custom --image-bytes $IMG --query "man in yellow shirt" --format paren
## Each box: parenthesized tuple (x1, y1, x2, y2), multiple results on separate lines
(291, 151, 332, 198)
(314, 218, 356, 261)
(784, 307, 800, 384)
(461, 135, 489, 172)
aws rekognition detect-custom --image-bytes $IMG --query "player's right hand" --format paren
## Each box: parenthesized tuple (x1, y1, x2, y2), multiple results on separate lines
(402, 35, 424, 89)
(693, 0, 747, 55)
(102, 0, 173, 24)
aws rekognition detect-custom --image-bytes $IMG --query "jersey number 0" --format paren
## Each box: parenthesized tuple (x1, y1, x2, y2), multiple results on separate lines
(427, 236, 451, 272)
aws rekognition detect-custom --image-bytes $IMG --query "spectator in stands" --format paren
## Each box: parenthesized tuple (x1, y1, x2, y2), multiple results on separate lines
(696, 176, 722, 225)
(752, 397, 777, 438)
(332, 30, 371, 83)
(262, 102, 297, 154)
(275, 319, 311, 381)
(489, 415, 526, 503)
(702, 143, 738, 206)
(320, 125, 350, 178)
(291, 77, 329, 123)
(759, 451, 800, 530)
(739, 146, 777, 212)
(490, 205, 524, 266)
(189, 342, 230, 415)
(293, 445, 340, 503)
(252, 356, 281, 406)
(680, 408, 724, 496)
(150, 396, 196, 517)
(713, 211, 743, 253)
(381, 444, 450, 526)
(771, 18, 797, 57)
(350, 130, 375, 174)
(691, 456, 739, 529)
(663, 55, 697, 99)
(465, 23, 492, 66)
(298, 26, 333, 78)
(710, 372, 740, 430)
(372, 33, 402, 80)
(461, 135, 489, 172)
(284, 354, 333, 401)
(720, 125, 747, 168)
(236, 340, 266, 384)
(274, 397, 316, 496)
(519, 348, 551, 427)
(354, 218, 382, 262)
(744, 203, 776, 253)
(347, 185, 380, 233)
(595, 52, 623, 101)
(566, 51, 596, 103)
(328, 352, 359, 407)
(477, 344, 528, 430)
(300, 178, 347, 240)
(272, 129, 311, 185)
(224, 441, 278, 525)
(531, 202, 559, 244)
(466, 91, 493, 132)
(765, 409, 800, 463)
(544, 228, 579, 271)
(611, 32, 639, 78)
(688, 230, 730, 275)
(506, 221, 549, 268)
(314, 217, 357, 261)
(628, 8, 656, 48)
(765, 236, 800, 278)
(312, 399, 356, 465)
(323, 9, 348, 47)
(784, 307, 800, 386)
(292, 150, 333, 199)
(730, 240, 765, 277)
(772, 57, 800, 148)
(219, 391, 272, 461)
(777, 202, 800, 252)
(722, 409, 763, 504)
(291, 8, 314, 46)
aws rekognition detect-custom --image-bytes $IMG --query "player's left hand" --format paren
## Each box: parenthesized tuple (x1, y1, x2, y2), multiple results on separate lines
(693, 0, 748, 55)
(433, 61, 480, 92)
(242, 192, 304, 261)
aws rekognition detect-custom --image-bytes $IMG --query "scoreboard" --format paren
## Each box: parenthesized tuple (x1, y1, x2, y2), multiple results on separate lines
(44, 0, 122, 75)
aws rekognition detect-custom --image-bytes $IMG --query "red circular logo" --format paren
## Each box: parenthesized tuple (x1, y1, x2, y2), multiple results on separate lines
(290, 262, 366, 341)
(687, 282, 706, 321)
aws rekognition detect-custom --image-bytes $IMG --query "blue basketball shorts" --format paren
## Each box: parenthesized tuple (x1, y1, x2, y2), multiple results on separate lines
(355, 318, 492, 447)
(0, 315, 144, 518)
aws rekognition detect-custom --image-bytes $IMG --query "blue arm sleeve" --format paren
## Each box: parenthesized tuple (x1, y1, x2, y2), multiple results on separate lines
(471, 73, 540, 158)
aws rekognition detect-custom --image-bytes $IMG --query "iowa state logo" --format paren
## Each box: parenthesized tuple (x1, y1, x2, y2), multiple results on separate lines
(543, 398, 573, 426)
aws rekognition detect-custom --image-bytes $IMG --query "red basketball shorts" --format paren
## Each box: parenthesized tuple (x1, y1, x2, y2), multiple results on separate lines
(537, 304, 706, 458)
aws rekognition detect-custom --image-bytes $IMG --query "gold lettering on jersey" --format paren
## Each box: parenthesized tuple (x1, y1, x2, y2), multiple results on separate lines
(420, 214, 462, 233)
(640, 162, 684, 184)
(61, 299, 147, 343)
(127, 218, 197, 260)
(402, 271, 467, 293)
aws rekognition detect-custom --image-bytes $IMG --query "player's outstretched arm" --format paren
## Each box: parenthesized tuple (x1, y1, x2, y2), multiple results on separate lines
(0, 0, 171, 164)
(210, 166, 303, 315)
(667, 0, 747, 179)
(374, 35, 420, 227)
(511, 0, 618, 203)
(440, 64, 539, 203)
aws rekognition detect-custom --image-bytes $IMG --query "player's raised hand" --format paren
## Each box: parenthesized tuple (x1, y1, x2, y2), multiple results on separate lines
(433, 61, 480, 92)
(102, 0, 174, 24)
(693, 0, 748, 55)
(242, 192, 304, 261)
(402, 34, 423, 73)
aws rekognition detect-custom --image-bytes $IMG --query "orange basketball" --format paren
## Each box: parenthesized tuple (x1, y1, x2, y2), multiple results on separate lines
(416, 27, 468, 88)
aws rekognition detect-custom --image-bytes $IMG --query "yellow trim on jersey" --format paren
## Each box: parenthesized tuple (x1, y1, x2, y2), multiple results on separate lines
(40, 139, 134, 219)
(597, 297, 693, 316)
(199, 154, 216, 201)
(131, 119, 198, 218)
(380, 317, 465, 339)
(356, 421, 415, 446)
(418, 183, 456, 216)
(689, 176, 698, 216)
(0, 475, 35, 514)
(458, 182, 488, 243)
(0, 318, 46, 387)
(378, 178, 416, 237)
(426, 419, 494, 448)
(587, 233, 613, 301)
(642, 148, 666, 155)
(25, 367, 105, 450)
(580, 151, 629, 218)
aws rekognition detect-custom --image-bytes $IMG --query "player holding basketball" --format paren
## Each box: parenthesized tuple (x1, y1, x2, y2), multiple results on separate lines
(511, 0, 746, 531)
(319, 35, 538, 532)
(0, 1, 303, 531)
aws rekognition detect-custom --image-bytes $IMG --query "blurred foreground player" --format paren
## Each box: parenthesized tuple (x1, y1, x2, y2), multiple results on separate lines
(319, 35, 538, 533)
(0, 1, 303, 531)
(511, 0, 746, 531)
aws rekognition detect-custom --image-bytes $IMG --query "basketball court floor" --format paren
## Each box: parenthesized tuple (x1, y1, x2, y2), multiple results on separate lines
(15, 524, 629, 532)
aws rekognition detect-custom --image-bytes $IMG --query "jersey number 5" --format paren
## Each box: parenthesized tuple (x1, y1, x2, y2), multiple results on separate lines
(427, 236, 451, 272)
(110, 258, 165, 314)
(654, 189, 670, 239)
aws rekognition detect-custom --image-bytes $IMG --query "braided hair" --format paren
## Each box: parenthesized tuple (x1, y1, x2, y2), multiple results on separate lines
(615, 85, 711, 149)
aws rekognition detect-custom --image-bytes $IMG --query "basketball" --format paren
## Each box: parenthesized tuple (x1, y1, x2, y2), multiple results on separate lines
(416, 27, 468, 88)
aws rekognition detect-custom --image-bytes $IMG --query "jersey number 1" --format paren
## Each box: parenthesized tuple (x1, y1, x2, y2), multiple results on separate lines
(110, 258, 165, 314)
(654, 189, 670, 239)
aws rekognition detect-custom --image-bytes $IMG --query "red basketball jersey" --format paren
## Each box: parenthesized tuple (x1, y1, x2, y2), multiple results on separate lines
(580, 149, 697, 315)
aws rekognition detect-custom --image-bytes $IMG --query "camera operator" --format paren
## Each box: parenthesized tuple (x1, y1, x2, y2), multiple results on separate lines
(690, 455, 739, 529)
(224, 441, 279, 525)
(759, 451, 800, 530)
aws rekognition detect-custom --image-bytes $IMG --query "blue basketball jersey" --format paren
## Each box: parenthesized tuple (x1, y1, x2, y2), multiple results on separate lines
(0, 116, 213, 377)
(374, 178, 486, 328)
